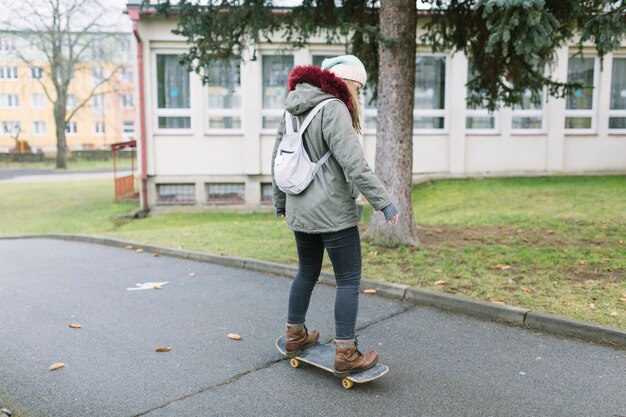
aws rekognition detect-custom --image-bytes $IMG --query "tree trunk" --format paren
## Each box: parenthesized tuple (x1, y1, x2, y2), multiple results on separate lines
(363, 0, 420, 247)
(54, 103, 68, 170)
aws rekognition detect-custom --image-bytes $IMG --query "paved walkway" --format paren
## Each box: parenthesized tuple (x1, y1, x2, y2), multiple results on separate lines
(1, 238, 625, 417)
(0, 169, 132, 183)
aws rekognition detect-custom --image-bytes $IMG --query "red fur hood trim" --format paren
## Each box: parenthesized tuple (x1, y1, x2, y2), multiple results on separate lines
(288, 65, 354, 114)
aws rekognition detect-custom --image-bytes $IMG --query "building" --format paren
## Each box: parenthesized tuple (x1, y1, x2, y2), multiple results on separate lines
(0, 30, 136, 153)
(127, 2, 626, 211)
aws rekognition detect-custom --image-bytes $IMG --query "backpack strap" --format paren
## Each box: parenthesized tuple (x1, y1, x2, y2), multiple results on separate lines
(284, 112, 300, 134)
(298, 98, 339, 134)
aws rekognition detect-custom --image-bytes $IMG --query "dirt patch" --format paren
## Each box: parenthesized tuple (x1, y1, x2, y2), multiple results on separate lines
(415, 224, 618, 249)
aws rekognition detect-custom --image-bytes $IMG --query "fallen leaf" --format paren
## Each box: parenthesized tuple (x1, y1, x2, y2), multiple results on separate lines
(490, 300, 506, 305)
(609, 311, 618, 317)
(363, 289, 377, 294)
(522, 287, 532, 293)
(434, 268, 443, 273)
(619, 298, 626, 303)
(500, 265, 511, 270)
(189, 272, 196, 278)
(522, 237, 529, 243)
(49, 363, 65, 371)
(588, 303, 596, 310)
(434, 280, 447, 285)
(606, 268, 613, 272)
(155, 346, 173, 352)
(152, 253, 160, 257)
(124, 245, 133, 250)
(228, 333, 242, 340)
(453, 274, 461, 279)
(435, 228, 444, 234)
(136, 248, 144, 253)
(68, 323, 81, 329)
(576, 260, 586, 265)
(153, 284, 162, 289)
(546, 230, 555, 235)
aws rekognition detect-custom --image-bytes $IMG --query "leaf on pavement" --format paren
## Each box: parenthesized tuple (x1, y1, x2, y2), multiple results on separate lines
(49, 363, 65, 371)
(68, 323, 81, 329)
(155, 346, 173, 352)
(228, 333, 242, 340)
(124, 245, 133, 250)
(363, 289, 376, 294)
(152, 253, 160, 257)
(189, 272, 196, 278)
(136, 248, 144, 253)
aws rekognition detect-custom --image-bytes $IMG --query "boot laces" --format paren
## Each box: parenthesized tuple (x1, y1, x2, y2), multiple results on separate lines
(354, 336, 363, 357)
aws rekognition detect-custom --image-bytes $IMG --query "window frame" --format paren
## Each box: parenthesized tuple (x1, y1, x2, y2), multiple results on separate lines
(1, 121, 20, 136)
(65, 121, 78, 135)
(120, 93, 133, 108)
(152, 50, 193, 134)
(0, 66, 18, 81)
(31, 93, 45, 109)
(205, 183, 246, 205)
(564, 54, 600, 134)
(156, 183, 196, 205)
(0, 93, 19, 108)
(92, 93, 104, 115)
(261, 53, 294, 134)
(205, 57, 243, 135)
(93, 121, 105, 135)
(30, 66, 43, 80)
(608, 54, 626, 134)
(32, 121, 46, 136)
(510, 88, 547, 135)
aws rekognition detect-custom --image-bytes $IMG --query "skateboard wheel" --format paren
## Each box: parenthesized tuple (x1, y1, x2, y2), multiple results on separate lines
(341, 378, 354, 389)
(289, 358, 301, 368)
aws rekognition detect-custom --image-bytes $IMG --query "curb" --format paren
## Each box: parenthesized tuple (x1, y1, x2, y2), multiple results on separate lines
(5, 233, 625, 348)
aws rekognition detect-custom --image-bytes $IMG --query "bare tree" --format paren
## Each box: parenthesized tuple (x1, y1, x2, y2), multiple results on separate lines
(2, 0, 131, 169)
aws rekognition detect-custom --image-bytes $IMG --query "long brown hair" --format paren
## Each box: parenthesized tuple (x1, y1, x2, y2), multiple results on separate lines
(343, 79, 362, 135)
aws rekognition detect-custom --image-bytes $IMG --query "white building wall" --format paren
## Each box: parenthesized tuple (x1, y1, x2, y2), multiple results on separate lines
(135, 14, 626, 209)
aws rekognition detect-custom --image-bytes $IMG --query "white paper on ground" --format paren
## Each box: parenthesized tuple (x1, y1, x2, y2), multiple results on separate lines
(126, 281, 170, 291)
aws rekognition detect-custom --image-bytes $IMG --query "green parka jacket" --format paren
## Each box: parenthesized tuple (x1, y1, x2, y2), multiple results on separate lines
(272, 65, 393, 233)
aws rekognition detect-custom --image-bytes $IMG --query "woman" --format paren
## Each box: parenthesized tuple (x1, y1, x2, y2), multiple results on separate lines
(272, 55, 398, 376)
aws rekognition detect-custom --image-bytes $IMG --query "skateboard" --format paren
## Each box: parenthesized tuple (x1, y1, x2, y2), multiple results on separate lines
(276, 335, 389, 389)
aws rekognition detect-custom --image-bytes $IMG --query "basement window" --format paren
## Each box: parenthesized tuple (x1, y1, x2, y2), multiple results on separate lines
(206, 183, 245, 204)
(157, 184, 195, 204)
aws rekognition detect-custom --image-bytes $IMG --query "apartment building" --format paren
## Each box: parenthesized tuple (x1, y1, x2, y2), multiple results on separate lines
(0, 31, 137, 153)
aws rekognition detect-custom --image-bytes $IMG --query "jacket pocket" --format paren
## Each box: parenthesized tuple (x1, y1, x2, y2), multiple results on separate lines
(349, 182, 360, 199)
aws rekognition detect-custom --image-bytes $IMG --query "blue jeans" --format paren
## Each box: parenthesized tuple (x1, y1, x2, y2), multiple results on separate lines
(287, 226, 361, 340)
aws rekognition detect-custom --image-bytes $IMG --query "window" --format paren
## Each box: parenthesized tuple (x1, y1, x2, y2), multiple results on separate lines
(565, 56, 596, 130)
(207, 57, 241, 130)
(117, 37, 131, 52)
(93, 121, 105, 135)
(609, 57, 626, 130)
(414, 55, 446, 130)
(32, 121, 46, 136)
(0, 66, 18, 80)
(91, 39, 105, 60)
(31, 93, 45, 109)
(0, 37, 15, 52)
(1, 121, 20, 135)
(156, 54, 191, 129)
(157, 184, 195, 204)
(30, 67, 43, 80)
(0, 94, 19, 108)
(261, 183, 273, 204)
(65, 121, 77, 135)
(92, 94, 104, 115)
(466, 62, 498, 131)
(511, 90, 545, 131)
(206, 183, 245, 204)
(312, 55, 334, 67)
(119, 66, 133, 82)
(67, 94, 77, 109)
(92, 67, 105, 87)
(262, 55, 293, 129)
(122, 121, 135, 139)
(120, 94, 133, 108)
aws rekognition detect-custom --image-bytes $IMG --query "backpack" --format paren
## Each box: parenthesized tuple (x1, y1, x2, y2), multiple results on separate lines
(274, 98, 339, 195)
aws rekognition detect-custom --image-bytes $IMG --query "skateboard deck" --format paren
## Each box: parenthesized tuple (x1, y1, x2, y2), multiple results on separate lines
(276, 335, 389, 389)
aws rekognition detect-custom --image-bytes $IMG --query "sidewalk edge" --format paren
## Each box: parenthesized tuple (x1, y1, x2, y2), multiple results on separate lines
(6, 233, 624, 348)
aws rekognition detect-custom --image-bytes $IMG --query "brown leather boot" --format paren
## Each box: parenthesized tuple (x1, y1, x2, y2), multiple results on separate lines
(333, 338, 378, 376)
(285, 323, 319, 357)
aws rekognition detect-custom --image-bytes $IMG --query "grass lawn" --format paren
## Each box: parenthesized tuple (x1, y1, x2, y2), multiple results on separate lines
(1, 176, 624, 329)
(0, 157, 134, 171)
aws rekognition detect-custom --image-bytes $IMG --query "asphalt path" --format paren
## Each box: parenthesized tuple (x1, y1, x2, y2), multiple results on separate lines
(0, 169, 131, 183)
(0, 238, 625, 417)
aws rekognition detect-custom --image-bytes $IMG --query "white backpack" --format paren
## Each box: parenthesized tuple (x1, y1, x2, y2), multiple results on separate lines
(274, 98, 339, 195)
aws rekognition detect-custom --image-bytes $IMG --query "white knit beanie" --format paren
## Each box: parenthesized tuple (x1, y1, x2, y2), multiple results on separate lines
(321, 55, 367, 87)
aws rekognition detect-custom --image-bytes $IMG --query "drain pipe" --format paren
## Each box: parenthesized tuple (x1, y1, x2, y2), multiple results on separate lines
(127, 7, 149, 212)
